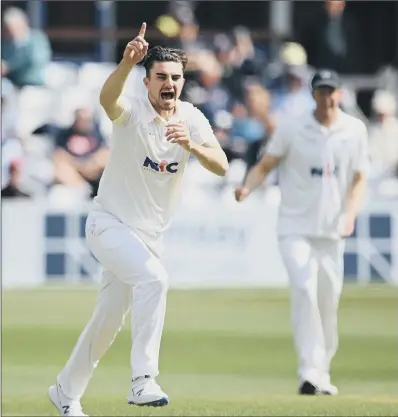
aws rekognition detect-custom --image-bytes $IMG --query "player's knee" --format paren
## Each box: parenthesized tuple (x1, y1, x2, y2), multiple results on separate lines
(292, 280, 317, 303)
(92, 301, 129, 332)
(104, 308, 129, 333)
(145, 262, 169, 292)
(152, 269, 169, 292)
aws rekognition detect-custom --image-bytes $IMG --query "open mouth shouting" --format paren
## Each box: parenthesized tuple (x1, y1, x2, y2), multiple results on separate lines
(160, 90, 176, 103)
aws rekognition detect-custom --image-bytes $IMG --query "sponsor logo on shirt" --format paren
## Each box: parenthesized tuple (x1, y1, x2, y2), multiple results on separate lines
(310, 163, 339, 177)
(143, 156, 179, 174)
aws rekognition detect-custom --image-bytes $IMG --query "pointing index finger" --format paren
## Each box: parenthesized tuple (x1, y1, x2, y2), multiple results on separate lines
(139, 22, 147, 37)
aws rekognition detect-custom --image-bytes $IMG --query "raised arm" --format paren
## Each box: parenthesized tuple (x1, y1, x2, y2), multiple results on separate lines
(99, 22, 148, 121)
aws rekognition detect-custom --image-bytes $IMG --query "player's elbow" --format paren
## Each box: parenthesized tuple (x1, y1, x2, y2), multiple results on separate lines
(99, 90, 112, 111)
(99, 95, 122, 121)
(99, 87, 118, 110)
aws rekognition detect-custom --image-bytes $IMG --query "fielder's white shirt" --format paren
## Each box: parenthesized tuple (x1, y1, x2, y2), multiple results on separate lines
(266, 109, 369, 239)
(94, 95, 218, 254)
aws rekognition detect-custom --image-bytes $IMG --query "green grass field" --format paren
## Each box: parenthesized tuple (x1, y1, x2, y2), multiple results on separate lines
(2, 284, 398, 416)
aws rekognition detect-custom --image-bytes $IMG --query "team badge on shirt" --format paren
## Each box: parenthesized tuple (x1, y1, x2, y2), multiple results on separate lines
(143, 156, 179, 174)
(310, 163, 339, 177)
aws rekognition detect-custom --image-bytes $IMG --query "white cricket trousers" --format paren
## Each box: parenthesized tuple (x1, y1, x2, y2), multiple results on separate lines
(57, 210, 169, 400)
(279, 235, 345, 387)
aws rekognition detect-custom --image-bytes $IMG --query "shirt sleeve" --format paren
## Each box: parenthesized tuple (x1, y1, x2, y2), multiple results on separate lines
(189, 107, 219, 147)
(353, 122, 370, 174)
(112, 96, 140, 127)
(265, 123, 291, 158)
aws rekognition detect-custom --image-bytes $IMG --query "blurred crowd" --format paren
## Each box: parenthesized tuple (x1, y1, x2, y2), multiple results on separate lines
(2, 1, 398, 206)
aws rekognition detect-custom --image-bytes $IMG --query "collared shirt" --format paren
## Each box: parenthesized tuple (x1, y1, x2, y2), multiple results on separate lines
(94, 94, 218, 256)
(266, 109, 369, 239)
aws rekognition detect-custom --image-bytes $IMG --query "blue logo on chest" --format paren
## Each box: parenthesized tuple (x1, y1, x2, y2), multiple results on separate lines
(143, 156, 179, 174)
(310, 164, 339, 177)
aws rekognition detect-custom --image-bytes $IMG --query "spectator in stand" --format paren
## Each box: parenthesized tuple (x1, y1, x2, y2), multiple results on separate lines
(213, 28, 267, 103)
(213, 33, 244, 101)
(271, 65, 314, 123)
(52, 108, 109, 199)
(168, 0, 206, 54)
(368, 90, 398, 181)
(231, 26, 267, 79)
(168, 3, 211, 72)
(1, 79, 29, 198)
(183, 52, 233, 127)
(175, 17, 208, 54)
(1, 7, 52, 88)
(227, 82, 275, 173)
(297, 0, 364, 74)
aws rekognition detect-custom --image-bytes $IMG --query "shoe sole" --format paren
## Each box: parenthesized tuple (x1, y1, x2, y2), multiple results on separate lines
(320, 390, 338, 395)
(128, 397, 169, 407)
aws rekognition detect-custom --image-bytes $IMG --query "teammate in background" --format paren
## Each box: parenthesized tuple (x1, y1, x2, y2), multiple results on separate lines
(235, 69, 369, 395)
(49, 23, 228, 416)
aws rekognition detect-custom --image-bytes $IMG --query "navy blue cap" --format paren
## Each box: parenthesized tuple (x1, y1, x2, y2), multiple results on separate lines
(311, 69, 341, 90)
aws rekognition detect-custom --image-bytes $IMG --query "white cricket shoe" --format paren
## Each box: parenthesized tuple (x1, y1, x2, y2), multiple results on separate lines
(48, 383, 88, 416)
(318, 373, 338, 395)
(127, 375, 169, 407)
(320, 383, 339, 395)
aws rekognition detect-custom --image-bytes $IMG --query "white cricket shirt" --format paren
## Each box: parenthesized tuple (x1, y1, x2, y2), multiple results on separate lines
(266, 109, 369, 239)
(94, 95, 218, 255)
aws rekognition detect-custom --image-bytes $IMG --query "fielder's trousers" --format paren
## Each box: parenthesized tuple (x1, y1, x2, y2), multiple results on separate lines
(279, 235, 345, 388)
(57, 210, 168, 400)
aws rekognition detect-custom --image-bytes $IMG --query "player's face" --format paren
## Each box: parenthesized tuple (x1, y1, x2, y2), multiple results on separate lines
(144, 61, 185, 111)
(313, 87, 342, 113)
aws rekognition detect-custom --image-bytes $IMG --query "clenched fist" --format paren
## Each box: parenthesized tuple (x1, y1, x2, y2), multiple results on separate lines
(123, 22, 149, 65)
(166, 123, 192, 152)
(234, 186, 250, 202)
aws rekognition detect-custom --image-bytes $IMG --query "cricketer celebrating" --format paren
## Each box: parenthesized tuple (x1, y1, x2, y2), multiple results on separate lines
(49, 23, 228, 416)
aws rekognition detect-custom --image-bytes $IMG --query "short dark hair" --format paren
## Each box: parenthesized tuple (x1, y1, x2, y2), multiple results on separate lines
(143, 45, 188, 77)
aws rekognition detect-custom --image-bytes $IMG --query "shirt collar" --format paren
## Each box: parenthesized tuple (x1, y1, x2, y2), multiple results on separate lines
(308, 108, 344, 131)
(143, 94, 183, 125)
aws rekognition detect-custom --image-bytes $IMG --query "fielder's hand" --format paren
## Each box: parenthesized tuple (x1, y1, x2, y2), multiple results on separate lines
(234, 187, 250, 202)
(123, 22, 149, 65)
(166, 123, 192, 152)
(341, 212, 356, 237)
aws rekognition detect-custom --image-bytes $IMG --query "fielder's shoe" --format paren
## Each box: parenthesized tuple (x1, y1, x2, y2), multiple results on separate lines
(48, 383, 88, 416)
(319, 383, 338, 395)
(298, 380, 319, 395)
(127, 375, 169, 407)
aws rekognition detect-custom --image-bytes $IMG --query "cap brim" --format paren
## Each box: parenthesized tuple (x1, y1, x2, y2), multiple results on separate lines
(312, 80, 340, 90)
